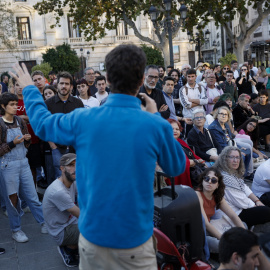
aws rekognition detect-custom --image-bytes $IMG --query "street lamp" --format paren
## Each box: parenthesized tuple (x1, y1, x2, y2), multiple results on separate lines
(149, 6, 158, 21)
(80, 48, 84, 77)
(212, 40, 217, 64)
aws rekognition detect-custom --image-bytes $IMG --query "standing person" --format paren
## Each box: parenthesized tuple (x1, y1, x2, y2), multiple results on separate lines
(77, 78, 100, 108)
(93, 76, 109, 103)
(179, 68, 208, 136)
(10, 44, 186, 270)
(231, 60, 239, 80)
(255, 66, 268, 91)
(139, 65, 170, 119)
(236, 65, 257, 96)
(48, 71, 57, 85)
(84, 67, 97, 96)
(266, 64, 270, 91)
(218, 65, 231, 83)
(45, 72, 84, 178)
(0, 92, 47, 243)
(0, 74, 9, 93)
(219, 70, 238, 103)
(31, 70, 47, 95)
(156, 66, 165, 91)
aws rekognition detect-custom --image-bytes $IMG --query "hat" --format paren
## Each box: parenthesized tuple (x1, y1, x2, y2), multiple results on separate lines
(60, 153, 76, 166)
(203, 62, 210, 67)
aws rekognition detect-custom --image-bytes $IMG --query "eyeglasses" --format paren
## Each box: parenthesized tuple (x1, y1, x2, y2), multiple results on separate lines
(147, 75, 159, 80)
(194, 116, 205, 120)
(227, 155, 241, 160)
(248, 122, 256, 128)
(218, 113, 228, 117)
(223, 68, 229, 70)
(203, 176, 218, 184)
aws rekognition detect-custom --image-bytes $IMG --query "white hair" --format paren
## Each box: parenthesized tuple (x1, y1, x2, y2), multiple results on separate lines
(182, 64, 191, 70)
(192, 109, 206, 120)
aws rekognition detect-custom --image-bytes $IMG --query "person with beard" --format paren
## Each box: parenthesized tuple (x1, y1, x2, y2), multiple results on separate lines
(42, 153, 80, 267)
(45, 72, 84, 178)
(139, 65, 170, 119)
(155, 66, 165, 91)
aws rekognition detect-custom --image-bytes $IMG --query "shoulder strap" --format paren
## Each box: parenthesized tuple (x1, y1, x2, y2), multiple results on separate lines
(185, 86, 188, 96)
(198, 85, 202, 94)
(205, 128, 215, 148)
(0, 117, 7, 143)
(14, 115, 25, 132)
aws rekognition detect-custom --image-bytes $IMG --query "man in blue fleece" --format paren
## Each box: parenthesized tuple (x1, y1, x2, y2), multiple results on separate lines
(10, 44, 186, 270)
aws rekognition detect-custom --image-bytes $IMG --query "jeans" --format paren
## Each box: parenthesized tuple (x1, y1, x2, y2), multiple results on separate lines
(1, 158, 44, 232)
(52, 148, 68, 179)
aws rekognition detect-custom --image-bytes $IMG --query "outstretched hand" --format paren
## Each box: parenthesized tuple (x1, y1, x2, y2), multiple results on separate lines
(9, 63, 34, 89)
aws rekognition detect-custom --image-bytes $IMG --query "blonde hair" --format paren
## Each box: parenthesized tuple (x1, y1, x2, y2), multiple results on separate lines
(213, 106, 231, 122)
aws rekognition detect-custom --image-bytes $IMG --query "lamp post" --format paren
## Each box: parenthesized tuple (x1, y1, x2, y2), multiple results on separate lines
(149, 1, 187, 67)
(188, 32, 202, 61)
(80, 48, 84, 77)
(212, 40, 217, 64)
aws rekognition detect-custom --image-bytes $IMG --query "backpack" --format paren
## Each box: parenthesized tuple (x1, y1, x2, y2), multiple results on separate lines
(184, 85, 202, 96)
(0, 115, 26, 143)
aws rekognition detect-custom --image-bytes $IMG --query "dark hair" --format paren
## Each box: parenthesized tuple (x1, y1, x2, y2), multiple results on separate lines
(48, 71, 56, 76)
(76, 78, 88, 86)
(43, 85, 57, 99)
(248, 60, 253, 66)
(95, 75, 106, 85)
(94, 71, 101, 76)
(167, 65, 174, 69)
(226, 70, 234, 75)
(219, 228, 258, 264)
(231, 60, 238, 65)
(237, 118, 259, 147)
(167, 118, 183, 132)
(163, 76, 175, 85)
(186, 69, 196, 76)
(158, 66, 165, 72)
(197, 168, 225, 209)
(31, 70, 45, 78)
(168, 69, 181, 79)
(259, 89, 268, 97)
(105, 44, 146, 95)
(1, 74, 9, 82)
(214, 64, 220, 69)
(250, 93, 258, 101)
(0, 92, 18, 115)
(57, 71, 73, 84)
(12, 77, 17, 86)
(213, 100, 230, 111)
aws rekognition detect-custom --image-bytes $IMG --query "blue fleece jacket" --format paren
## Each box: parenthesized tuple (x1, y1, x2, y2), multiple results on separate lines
(23, 85, 186, 248)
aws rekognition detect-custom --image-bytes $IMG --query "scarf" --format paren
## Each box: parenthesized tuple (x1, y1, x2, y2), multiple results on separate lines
(222, 171, 245, 192)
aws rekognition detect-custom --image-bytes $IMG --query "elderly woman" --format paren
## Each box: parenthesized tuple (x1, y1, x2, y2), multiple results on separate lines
(196, 167, 245, 253)
(208, 106, 252, 176)
(214, 146, 270, 229)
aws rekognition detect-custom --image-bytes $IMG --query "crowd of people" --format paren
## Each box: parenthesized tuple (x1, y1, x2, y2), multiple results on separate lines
(0, 45, 270, 269)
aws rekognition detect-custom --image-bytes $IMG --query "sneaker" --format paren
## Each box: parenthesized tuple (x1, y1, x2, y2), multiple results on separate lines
(57, 246, 79, 267)
(12, 230, 29, 243)
(23, 206, 31, 213)
(0, 248, 5, 255)
(41, 223, 48, 234)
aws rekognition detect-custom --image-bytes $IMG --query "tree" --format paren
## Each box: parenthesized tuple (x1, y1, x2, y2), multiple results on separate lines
(184, 0, 270, 63)
(31, 62, 52, 79)
(42, 43, 80, 74)
(0, 1, 17, 50)
(141, 45, 164, 66)
(219, 53, 238, 67)
(33, 0, 187, 67)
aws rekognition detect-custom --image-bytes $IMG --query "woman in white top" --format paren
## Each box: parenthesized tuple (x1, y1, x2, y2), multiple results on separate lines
(77, 79, 100, 108)
(214, 146, 270, 230)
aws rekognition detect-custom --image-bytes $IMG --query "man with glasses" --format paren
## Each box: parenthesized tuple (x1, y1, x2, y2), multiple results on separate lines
(84, 67, 98, 96)
(220, 70, 238, 103)
(139, 65, 170, 119)
(187, 109, 221, 166)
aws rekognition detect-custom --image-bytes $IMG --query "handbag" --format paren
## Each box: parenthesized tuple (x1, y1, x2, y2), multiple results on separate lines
(190, 162, 206, 188)
(205, 129, 218, 157)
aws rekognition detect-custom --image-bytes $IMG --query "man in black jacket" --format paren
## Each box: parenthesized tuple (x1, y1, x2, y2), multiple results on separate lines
(139, 65, 170, 119)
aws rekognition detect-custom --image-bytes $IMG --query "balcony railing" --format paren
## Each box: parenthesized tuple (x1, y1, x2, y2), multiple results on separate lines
(115, 35, 129, 42)
(18, 39, 33, 46)
(69, 37, 83, 44)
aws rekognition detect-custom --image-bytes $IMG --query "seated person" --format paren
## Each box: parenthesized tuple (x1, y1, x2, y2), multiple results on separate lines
(252, 159, 270, 207)
(168, 119, 205, 187)
(214, 146, 270, 230)
(196, 168, 245, 253)
(219, 93, 233, 111)
(42, 153, 80, 267)
(250, 93, 259, 108)
(237, 118, 268, 160)
(209, 106, 252, 176)
(187, 109, 222, 166)
(253, 90, 270, 151)
(218, 227, 270, 270)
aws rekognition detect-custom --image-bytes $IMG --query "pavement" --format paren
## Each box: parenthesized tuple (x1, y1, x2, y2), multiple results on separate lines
(0, 209, 78, 270)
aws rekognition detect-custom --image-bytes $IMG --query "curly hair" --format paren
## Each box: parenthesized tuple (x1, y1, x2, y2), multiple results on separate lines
(214, 146, 245, 178)
(196, 167, 225, 209)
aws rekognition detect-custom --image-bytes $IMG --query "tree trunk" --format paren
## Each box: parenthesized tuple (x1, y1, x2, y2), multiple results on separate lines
(162, 40, 170, 68)
(233, 40, 245, 64)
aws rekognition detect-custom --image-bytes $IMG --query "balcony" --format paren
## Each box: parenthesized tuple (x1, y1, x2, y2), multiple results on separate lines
(115, 35, 130, 42)
(69, 37, 83, 44)
(18, 39, 33, 46)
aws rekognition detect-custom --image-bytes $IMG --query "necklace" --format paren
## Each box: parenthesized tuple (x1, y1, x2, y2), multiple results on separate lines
(2, 116, 13, 123)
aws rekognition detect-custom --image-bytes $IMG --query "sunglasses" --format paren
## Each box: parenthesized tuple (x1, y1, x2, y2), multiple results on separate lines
(203, 176, 218, 184)
(223, 68, 229, 70)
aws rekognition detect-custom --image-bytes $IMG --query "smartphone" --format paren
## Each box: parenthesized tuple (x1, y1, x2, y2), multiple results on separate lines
(137, 94, 146, 106)
(242, 72, 246, 77)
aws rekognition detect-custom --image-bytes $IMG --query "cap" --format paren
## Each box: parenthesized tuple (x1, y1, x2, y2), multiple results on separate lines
(203, 62, 210, 67)
(60, 153, 76, 166)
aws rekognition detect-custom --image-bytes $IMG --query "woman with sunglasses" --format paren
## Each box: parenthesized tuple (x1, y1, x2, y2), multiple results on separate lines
(236, 64, 257, 96)
(196, 167, 245, 253)
(214, 146, 270, 231)
(218, 65, 230, 84)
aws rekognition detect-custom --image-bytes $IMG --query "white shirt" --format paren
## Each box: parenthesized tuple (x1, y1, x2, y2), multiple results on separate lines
(252, 67, 258, 76)
(95, 91, 108, 102)
(78, 96, 100, 108)
(233, 70, 239, 79)
(252, 159, 270, 198)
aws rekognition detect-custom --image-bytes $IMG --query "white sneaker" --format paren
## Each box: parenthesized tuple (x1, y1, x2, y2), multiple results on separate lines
(12, 230, 29, 243)
(41, 223, 48, 234)
(22, 207, 31, 213)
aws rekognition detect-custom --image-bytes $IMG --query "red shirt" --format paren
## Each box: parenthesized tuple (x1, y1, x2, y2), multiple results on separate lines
(16, 98, 39, 144)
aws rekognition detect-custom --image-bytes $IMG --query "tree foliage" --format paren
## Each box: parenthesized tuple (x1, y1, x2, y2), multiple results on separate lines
(219, 53, 238, 67)
(42, 43, 80, 74)
(31, 62, 52, 79)
(141, 45, 164, 66)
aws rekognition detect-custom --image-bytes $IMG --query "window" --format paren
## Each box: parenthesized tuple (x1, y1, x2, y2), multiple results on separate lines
(67, 16, 81, 38)
(16, 17, 31, 40)
(254, 32, 262, 37)
(116, 21, 128, 36)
